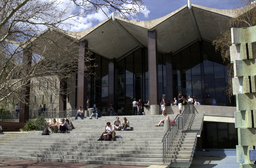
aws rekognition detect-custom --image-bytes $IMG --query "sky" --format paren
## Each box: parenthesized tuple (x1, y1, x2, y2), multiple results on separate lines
(55, 0, 244, 32)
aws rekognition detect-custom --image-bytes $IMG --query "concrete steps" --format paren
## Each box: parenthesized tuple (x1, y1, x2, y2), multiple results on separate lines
(168, 113, 204, 168)
(0, 113, 204, 167)
(0, 115, 175, 166)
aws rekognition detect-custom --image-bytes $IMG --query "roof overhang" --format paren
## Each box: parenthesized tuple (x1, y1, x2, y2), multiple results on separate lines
(16, 4, 249, 59)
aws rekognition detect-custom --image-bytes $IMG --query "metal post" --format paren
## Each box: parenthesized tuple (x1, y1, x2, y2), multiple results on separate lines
(178, 116, 183, 130)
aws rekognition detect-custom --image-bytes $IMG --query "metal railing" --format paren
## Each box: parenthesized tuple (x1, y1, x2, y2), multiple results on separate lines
(0, 109, 78, 122)
(0, 110, 16, 121)
(178, 104, 195, 130)
(162, 114, 179, 163)
(162, 104, 195, 163)
(29, 110, 77, 120)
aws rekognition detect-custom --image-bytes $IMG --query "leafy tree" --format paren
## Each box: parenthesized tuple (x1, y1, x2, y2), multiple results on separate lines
(213, 0, 256, 99)
(0, 0, 145, 104)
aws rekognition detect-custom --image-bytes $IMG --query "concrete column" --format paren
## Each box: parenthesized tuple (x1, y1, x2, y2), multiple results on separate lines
(77, 41, 87, 109)
(148, 31, 159, 115)
(108, 59, 115, 108)
(165, 53, 173, 103)
(20, 48, 32, 123)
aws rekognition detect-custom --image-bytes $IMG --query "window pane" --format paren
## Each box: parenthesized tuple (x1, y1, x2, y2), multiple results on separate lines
(204, 74, 215, 105)
(192, 75, 202, 103)
(214, 62, 224, 78)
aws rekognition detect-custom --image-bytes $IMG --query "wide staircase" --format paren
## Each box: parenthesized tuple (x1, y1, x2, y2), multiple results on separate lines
(0, 111, 204, 167)
(0, 115, 174, 166)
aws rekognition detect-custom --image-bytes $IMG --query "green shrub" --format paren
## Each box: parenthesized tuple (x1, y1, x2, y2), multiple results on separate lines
(23, 120, 36, 131)
(0, 108, 13, 119)
(22, 116, 48, 131)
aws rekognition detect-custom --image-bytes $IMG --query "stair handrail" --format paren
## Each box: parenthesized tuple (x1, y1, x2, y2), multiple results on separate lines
(179, 104, 195, 130)
(162, 104, 195, 163)
(162, 114, 179, 163)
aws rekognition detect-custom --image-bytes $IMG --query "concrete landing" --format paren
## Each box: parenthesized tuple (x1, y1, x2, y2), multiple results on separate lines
(190, 149, 239, 168)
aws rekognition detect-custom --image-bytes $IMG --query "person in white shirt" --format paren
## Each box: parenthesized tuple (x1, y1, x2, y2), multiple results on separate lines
(75, 106, 84, 120)
(194, 99, 200, 105)
(172, 97, 178, 106)
(132, 98, 137, 115)
(187, 95, 194, 104)
(99, 122, 116, 141)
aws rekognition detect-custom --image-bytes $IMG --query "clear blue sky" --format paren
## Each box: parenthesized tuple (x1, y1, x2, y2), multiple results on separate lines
(138, 0, 243, 21)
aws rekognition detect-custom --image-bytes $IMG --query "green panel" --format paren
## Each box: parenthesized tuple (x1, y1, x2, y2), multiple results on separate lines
(254, 110, 256, 128)
(237, 145, 255, 165)
(243, 76, 250, 94)
(238, 128, 256, 146)
(234, 60, 256, 77)
(248, 42, 256, 60)
(236, 111, 252, 128)
(251, 76, 256, 93)
(240, 43, 248, 60)
(237, 94, 256, 111)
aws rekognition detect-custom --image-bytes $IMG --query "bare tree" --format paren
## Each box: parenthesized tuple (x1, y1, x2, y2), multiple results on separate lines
(213, 0, 256, 99)
(0, 0, 145, 106)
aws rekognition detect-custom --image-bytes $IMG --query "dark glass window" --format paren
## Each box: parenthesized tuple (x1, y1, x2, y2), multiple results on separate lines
(172, 41, 234, 106)
(117, 59, 125, 114)
(203, 122, 237, 149)
(214, 62, 225, 78)
(101, 57, 109, 111)
(126, 54, 133, 115)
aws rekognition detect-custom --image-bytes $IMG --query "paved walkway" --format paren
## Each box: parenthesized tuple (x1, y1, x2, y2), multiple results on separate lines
(0, 158, 147, 168)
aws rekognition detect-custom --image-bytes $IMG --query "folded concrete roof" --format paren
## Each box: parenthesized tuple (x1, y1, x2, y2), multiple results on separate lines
(25, 4, 247, 59)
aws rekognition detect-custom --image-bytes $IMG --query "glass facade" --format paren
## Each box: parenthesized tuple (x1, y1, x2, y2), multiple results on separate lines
(115, 48, 148, 115)
(172, 41, 234, 106)
(202, 122, 237, 149)
(87, 54, 109, 111)
(84, 40, 234, 113)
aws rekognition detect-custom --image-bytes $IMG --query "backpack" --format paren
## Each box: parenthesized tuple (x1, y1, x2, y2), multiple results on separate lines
(104, 134, 112, 140)
(170, 120, 175, 126)
(42, 128, 50, 135)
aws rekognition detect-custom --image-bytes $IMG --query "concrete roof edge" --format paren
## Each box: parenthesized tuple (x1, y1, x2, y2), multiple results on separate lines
(79, 18, 112, 41)
(192, 3, 255, 18)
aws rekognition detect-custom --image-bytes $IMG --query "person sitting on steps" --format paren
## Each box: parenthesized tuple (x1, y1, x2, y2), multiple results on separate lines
(89, 106, 99, 119)
(75, 106, 84, 120)
(113, 116, 121, 130)
(66, 119, 75, 130)
(58, 118, 69, 133)
(155, 111, 169, 127)
(98, 122, 116, 141)
(121, 117, 130, 131)
(49, 118, 58, 133)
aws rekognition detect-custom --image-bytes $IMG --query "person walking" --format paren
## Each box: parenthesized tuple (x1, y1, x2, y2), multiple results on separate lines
(86, 99, 90, 116)
(160, 94, 166, 115)
(38, 105, 43, 116)
(132, 98, 137, 115)
(15, 104, 19, 118)
(178, 92, 184, 114)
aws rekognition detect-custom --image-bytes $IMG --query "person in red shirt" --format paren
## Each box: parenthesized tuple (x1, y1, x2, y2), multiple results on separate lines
(137, 99, 142, 115)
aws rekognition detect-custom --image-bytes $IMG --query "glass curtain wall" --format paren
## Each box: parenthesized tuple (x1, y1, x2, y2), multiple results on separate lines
(172, 41, 234, 106)
(116, 48, 148, 115)
(88, 54, 109, 111)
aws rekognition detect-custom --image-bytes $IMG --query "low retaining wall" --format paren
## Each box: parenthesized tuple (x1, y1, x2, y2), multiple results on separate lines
(145, 105, 236, 118)
(0, 121, 25, 131)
